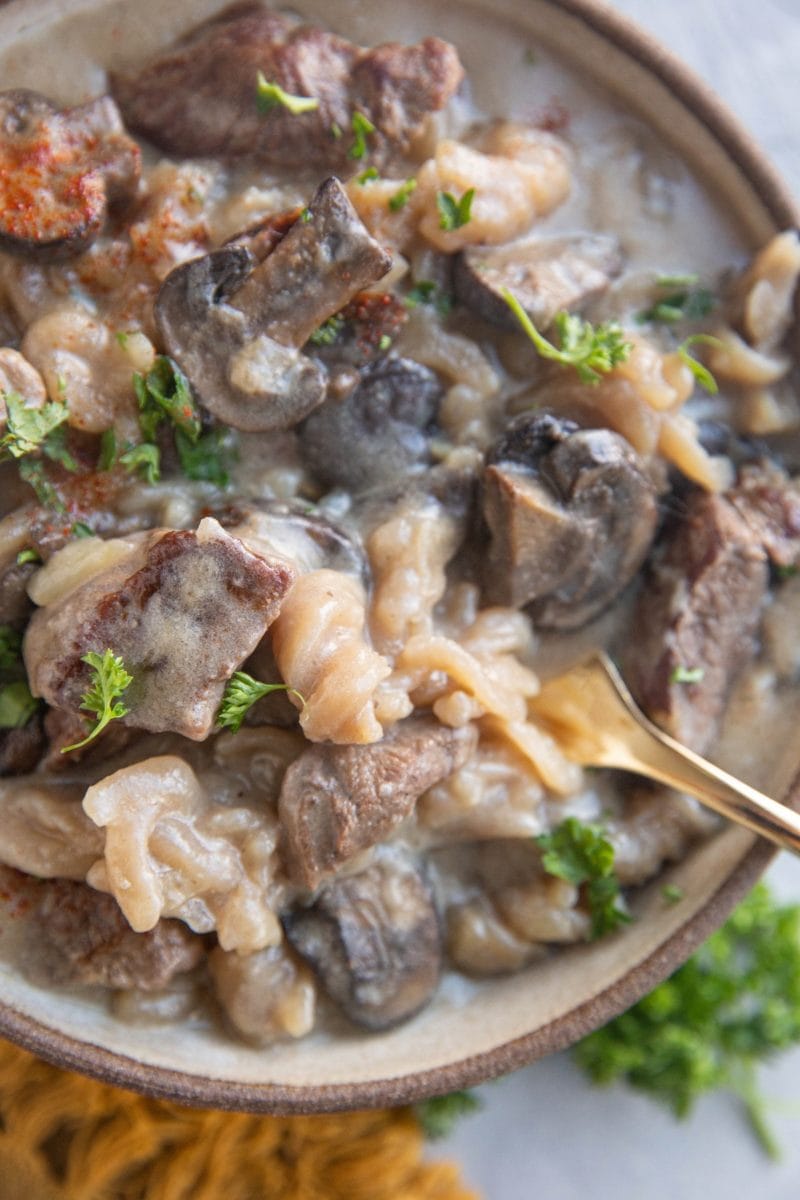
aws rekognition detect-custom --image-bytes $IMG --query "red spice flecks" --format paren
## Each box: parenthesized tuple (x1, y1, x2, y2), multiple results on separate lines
(534, 99, 571, 135)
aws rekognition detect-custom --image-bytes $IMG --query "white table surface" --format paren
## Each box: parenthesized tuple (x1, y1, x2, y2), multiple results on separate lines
(435, 3, 800, 1196)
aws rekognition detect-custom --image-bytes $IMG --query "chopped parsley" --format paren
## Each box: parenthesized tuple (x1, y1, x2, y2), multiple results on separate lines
(71, 521, 95, 539)
(414, 1091, 482, 1139)
(119, 442, 161, 485)
(308, 314, 346, 347)
(133, 356, 201, 444)
(378, 334, 392, 352)
(638, 277, 716, 325)
(405, 280, 454, 316)
(255, 71, 319, 115)
(16, 547, 41, 566)
(437, 187, 475, 231)
(300, 207, 312, 224)
(670, 665, 705, 685)
(356, 166, 380, 185)
(575, 883, 800, 1159)
(0, 393, 71, 463)
(389, 178, 417, 211)
(348, 110, 376, 160)
(61, 649, 133, 753)
(536, 817, 630, 939)
(503, 290, 632, 384)
(662, 884, 685, 904)
(678, 334, 721, 394)
(0, 624, 39, 730)
(175, 427, 233, 488)
(216, 671, 304, 733)
(18, 458, 64, 511)
(330, 121, 343, 140)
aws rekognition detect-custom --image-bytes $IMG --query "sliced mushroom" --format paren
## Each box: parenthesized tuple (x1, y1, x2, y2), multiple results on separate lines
(283, 853, 441, 1030)
(155, 177, 391, 431)
(299, 356, 443, 491)
(279, 715, 478, 889)
(454, 233, 622, 330)
(228, 500, 367, 580)
(24, 518, 295, 740)
(0, 90, 140, 261)
(482, 411, 659, 628)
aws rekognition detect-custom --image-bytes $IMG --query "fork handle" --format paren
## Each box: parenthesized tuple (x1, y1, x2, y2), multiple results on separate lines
(622, 725, 800, 855)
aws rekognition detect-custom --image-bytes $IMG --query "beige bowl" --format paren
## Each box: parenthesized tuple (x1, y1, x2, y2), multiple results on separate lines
(0, 0, 798, 1114)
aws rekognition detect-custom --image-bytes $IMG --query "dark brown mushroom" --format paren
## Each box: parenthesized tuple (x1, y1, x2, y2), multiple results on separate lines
(228, 499, 367, 580)
(0, 713, 44, 777)
(24, 518, 295, 740)
(279, 716, 478, 889)
(111, 3, 463, 173)
(26, 878, 203, 991)
(155, 177, 392, 432)
(283, 854, 441, 1030)
(623, 489, 769, 754)
(0, 90, 140, 261)
(482, 411, 659, 629)
(299, 356, 443, 492)
(453, 233, 622, 330)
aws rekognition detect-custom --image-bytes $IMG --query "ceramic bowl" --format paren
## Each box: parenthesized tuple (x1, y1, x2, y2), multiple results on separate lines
(0, 0, 797, 1114)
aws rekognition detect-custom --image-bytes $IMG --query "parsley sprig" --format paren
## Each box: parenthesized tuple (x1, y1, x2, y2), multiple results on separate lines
(256, 72, 319, 115)
(389, 178, 417, 211)
(0, 393, 70, 461)
(536, 817, 630, 939)
(414, 1091, 482, 1139)
(437, 188, 475, 231)
(217, 671, 304, 733)
(61, 649, 133, 753)
(503, 290, 632, 384)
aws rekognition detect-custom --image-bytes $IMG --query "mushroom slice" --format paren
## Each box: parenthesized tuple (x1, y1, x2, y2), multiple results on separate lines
(155, 177, 392, 432)
(24, 518, 295, 740)
(454, 233, 622, 330)
(0, 90, 140, 261)
(283, 854, 441, 1031)
(482, 412, 658, 629)
(299, 356, 443, 491)
(278, 716, 478, 889)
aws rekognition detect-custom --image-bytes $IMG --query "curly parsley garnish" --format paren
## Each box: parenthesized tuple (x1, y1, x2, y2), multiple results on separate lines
(134, 356, 201, 444)
(389, 178, 417, 211)
(414, 1091, 482, 1140)
(119, 442, 161, 485)
(217, 671, 304, 734)
(503, 290, 632, 384)
(61, 649, 133, 753)
(437, 188, 475, 231)
(536, 817, 630, 939)
(575, 883, 800, 1159)
(348, 110, 376, 160)
(308, 314, 346, 347)
(0, 393, 70, 461)
(255, 72, 319, 115)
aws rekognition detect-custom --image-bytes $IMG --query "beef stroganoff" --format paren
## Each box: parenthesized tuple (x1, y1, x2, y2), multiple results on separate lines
(0, 0, 798, 1048)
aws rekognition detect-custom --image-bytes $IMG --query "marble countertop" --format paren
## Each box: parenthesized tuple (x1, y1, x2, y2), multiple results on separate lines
(436, 2, 800, 1196)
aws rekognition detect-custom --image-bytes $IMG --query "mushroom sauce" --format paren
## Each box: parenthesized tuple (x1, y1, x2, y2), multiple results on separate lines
(0, 0, 798, 1046)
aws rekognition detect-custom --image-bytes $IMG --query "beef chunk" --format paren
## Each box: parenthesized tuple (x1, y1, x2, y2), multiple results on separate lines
(279, 716, 478, 888)
(729, 461, 800, 567)
(24, 518, 294, 740)
(111, 3, 463, 172)
(283, 853, 441, 1030)
(0, 713, 44, 776)
(29, 878, 203, 990)
(624, 491, 769, 754)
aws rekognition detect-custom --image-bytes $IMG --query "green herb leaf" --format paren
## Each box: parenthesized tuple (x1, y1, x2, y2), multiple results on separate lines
(638, 285, 715, 325)
(574, 883, 800, 1159)
(536, 817, 630, 939)
(348, 110, 376, 160)
(61, 649, 133, 753)
(217, 671, 304, 734)
(378, 334, 392, 352)
(0, 393, 70, 461)
(414, 1091, 482, 1140)
(98, 428, 118, 471)
(16, 548, 41, 566)
(662, 884, 685, 904)
(670, 665, 705, 685)
(678, 334, 722, 395)
(776, 563, 799, 580)
(503, 289, 632, 384)
(71, 521, 95, 539)
(405, 280, 454, 316)
(656, 272, 701, 288)
(300, 207, 312, 224)
(119, 442, 160, 485)
(175, 427, 232, 487)
(330, 121, 343, 140)
(18, 459, 64, 512)
(308, 314, 345, 347)
(388, 178, 417, 211)
(255, 71, 319, 115)
(356, 166, 380, 185)
(133, 356, 201, 444)
(437, 187, 475, 231)
(0, 680, 39, 729)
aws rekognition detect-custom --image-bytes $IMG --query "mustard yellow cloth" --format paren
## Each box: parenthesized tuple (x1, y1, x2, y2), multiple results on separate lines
(0, 1041, 478, 1200)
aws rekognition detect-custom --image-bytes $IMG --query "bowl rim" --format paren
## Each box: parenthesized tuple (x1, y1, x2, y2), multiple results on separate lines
(1, 0, 798, 1114)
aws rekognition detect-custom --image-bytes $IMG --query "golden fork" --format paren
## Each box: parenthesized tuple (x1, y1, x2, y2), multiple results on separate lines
(530, 652, 800, 855)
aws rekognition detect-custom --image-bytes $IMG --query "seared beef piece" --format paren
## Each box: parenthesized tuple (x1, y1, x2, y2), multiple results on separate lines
(24, 518, 294, 741)
(0, 90, 140, 261)
(29, 878, 203, 990)
(155, 178, 391, 432)
(299, 356, 442, 492)
(729, 461, 800, 568)
(624, 491, 769, 754)
(482, 412, 659, 629)
(40, 706, 138, 770)
(454, 233, 622, 331)
(279, 716, 478, 889)
(0, 714, 44, 776)
(283, 854, 441, 1030)
(111, 3, 463, 172)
